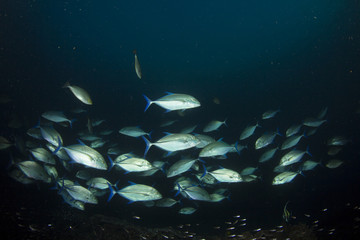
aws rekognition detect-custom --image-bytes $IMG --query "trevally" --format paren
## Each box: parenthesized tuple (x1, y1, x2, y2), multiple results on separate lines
(167, 158, 198, 178)
(303, 118, 327, 127)
(208, 168, 243, 183)
(255, 130, 281, 150)
(143, 92, 200, 112)
(63, 82, 92, 105)
(108, 182, 162, 203)
(63, 184, 98, 204)
(194, 134, 216, 148)
(199, 140, 233, 158)
(41, 111, 74, 127)
(203, 119, 227, 132)
(280, 133, 305, 150)
(108, 155, 153, 173)
(272, 171, 299, 185)
(29, 147, 56, 165)
(57, 141, 108, 170)
(262, 109, 280, 119)
(17, 161, 51, 183)
(259, 147, 278, 163)
(279, 147, 311, 167)
(239, 123, 260, 140)
(142, 133, 200, 156)
(119, 126, 151, 138)
(133, 50, 142, 79)
(40, 126, 63, 148)
(285, 124, 302, 137)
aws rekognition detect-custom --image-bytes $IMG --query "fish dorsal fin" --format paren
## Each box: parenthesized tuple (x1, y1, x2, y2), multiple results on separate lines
(164, 91, 174, 96)
(77, 139, 86, 146)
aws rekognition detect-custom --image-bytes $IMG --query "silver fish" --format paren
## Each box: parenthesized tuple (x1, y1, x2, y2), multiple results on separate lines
(203, 119, 227, 132)
(285, 124, 302, 137)
(279, 148, 311, 166)
(119, 126, 150, 138)
(239, 123, 260, 140)
(167, 158, 198, 178)
(17, 161, 51, 183)
(208, 168, 243, 183)
(199, 140, 233, 158)
(303, 118, 327, 127)
(133, 50, 142, 79)
(109, 183, 162, 203)
(262, 109, 280, 119)
(259, 147, 278, 163)
(272, 171, 299, 185)
(143, 92, 200, 112)
(143, 133, 200, 156)
(280, 133, 305, 150)
(63, 82, 92, 105)
(255, 130, 281, 150)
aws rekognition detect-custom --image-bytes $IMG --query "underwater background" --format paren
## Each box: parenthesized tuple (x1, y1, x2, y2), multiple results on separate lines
(1, 0, 360, 239)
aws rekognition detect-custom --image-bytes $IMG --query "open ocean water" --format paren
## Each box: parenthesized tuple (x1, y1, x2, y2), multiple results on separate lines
(1, 1, 360, 239)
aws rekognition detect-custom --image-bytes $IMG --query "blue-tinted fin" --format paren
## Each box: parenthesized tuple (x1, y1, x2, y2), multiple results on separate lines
(107, 183, 116, 202)
(306, 146, 312, 157)
(128, 181, 136, 186)
(164, 151, 173, 157)
(107, 155, 114, 171)
(223, 118, 228, 127)
(143, 94, 152, 112)
(127, 200, 135, 204)
(53, 137, 62, 154)
(164, 91, 174, 95)
(142, 136, 152, 157)
(276, 128, 283, 137)
(69, 118, 77, 128)
(77, 139, 86, 146)
(147, 130, 153, 140)
(174, 183, 182, 197)
(124, 171, 130, 175)
(201, 164, 208, 178)
(234, 141, 241, 155)
(217, 137, 223, 142)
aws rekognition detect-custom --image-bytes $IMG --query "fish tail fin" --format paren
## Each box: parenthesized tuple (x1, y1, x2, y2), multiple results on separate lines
(69, 118, 77, 128)
(276, 128, 283, 137)
(223, 118, 228, 127)
(142, 136, 152, 157)
(306, 146, 312, 157)
(234, 141, 241, 155)
(53, 137, 62, 154)
(143, 94, 153, 112)
(33, 118, 41, 129)
(62, 81, 70, 88)
(201, 163, 208, 178)
(107, 155, 114, 171)
(133, 49, 137, 55)
(147, 130, 153, 140)
(107, 183, 116, 202)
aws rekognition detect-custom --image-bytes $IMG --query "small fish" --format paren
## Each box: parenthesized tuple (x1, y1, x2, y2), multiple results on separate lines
(279, 147, 311, 167)
(303, 118, 327, 127)
(133, 50, 142, 79)
(280, 133, 305, 150)
(283, 201, 291, 222)
(285, 124, 302, 137)
(255, 130, 281, 150)
(41, 111, 74, 127)
(108, 182, 162, 203)
(179, 207, 197, 215)
(119, 126, 151, 138)
(327, 136, 349, 146)
(259, 147, 278, 163)
(262, 109, 280, 119)
(0, 136, 13, 150)
(203, 119, 227, 132)
(63, 82, 92, 105)
(326, 159, 343, 169)
(272, 171, 299, 185)
(239, 122, 260, 140)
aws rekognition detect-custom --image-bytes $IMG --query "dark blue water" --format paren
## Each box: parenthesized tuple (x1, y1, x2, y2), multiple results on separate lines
(1, 0, 360, 239)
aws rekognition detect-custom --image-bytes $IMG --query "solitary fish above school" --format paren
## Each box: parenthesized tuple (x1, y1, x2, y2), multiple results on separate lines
(63, 82, 92, 105)
(239, 123, 260, 140)
(133, 50, 142, 79)
(142, 133, 200, 156)
(203, 119, 227, 132)
(143, 92, 200, 112)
